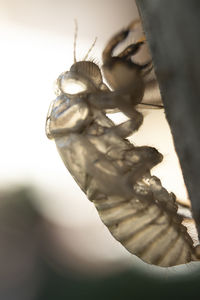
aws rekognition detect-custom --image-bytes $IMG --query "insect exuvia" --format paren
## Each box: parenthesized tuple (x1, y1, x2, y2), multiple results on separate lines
(46, 20, 200, 267)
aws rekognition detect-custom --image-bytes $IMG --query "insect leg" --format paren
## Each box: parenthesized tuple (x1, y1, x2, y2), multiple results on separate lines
(102, 29, 130, 63)
(102, 35, 147, 105)
(89, 90, 145, 118)
(102, 18, 144, 63)
(106, 110, 143, 138)
(118, 41, 144, 60)
(124, 146, 163, 186)
(117, 41, 152, 75)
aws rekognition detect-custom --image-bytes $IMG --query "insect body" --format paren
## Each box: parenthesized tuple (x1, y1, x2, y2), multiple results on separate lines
(46, 22, 200, 267)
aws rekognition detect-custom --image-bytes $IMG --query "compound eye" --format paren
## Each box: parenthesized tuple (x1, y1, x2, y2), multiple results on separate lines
(60, 74, 87, 95)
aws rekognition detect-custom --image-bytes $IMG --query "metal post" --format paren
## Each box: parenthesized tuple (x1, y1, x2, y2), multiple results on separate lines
(136, 0, 200, 238)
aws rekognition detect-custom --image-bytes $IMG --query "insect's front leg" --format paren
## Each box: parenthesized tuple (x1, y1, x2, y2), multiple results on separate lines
(88, 91, 144, 134)
(102, 29, 130, 64)
(102, 19, 143, 63)
(103, 19, 147, 65)
(102, 21, 152, 109)
(107, 110, 143, 138)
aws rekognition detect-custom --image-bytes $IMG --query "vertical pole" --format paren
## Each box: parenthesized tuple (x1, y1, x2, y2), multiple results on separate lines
(136, 0, 200, 238)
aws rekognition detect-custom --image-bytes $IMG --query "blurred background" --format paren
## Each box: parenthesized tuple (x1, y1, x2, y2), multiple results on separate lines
(0, 0, 200, 299)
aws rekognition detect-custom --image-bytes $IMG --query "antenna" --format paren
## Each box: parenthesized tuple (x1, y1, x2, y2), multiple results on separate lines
(73, 19, 78, 63)
(83, 37, 97, 61)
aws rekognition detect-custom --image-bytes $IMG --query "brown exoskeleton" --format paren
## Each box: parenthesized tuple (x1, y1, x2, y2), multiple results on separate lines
(46, 21, 200, 267)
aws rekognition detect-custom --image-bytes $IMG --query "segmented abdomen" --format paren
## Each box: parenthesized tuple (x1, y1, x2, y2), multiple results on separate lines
(93, 176, 196, 267)
(54, 113, 199, 267)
